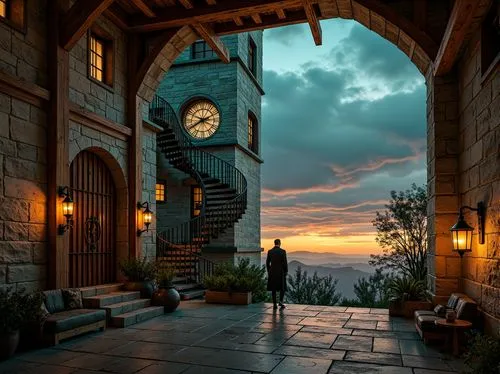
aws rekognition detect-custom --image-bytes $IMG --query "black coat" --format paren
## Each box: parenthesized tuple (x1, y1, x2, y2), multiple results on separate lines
(266, 246, 288, 291)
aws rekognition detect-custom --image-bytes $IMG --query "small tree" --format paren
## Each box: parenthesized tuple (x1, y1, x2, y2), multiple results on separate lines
(341, 269, 393, 308)
(370, 184, 427, 281)
(287, 267, 341, 306)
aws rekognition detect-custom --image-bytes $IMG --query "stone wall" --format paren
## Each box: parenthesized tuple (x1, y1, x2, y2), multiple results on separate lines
(456, 27, 500, 336)
(68, 17, 127, 125)
(141, 125, 158, 260)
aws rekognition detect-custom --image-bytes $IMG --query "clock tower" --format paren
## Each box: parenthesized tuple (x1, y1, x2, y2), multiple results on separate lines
(155, 31, 264, 266)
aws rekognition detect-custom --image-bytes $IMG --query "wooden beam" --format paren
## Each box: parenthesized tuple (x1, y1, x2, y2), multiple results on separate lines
(60, 0, 114, 50)
(303, 0, 322, 45)
(355, 0, 438, 59)
(251, 14, 263, 24)
(130, 0, 155, 17)
(48, 0, 70, 289)
(276, 8, 286, 19)
(129, 0, 302, 32)
(104, 5, 129, 30)
(434, 0, 477, 76)
(178, 0, 194, 9)
(233, 16, 244, 26)
(191, 23, 230, 63)
(206, 0, 217, 4)
(413, 0, 427, 30)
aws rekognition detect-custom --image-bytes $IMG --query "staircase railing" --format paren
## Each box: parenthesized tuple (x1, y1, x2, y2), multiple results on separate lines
(150, 95, 247, 281)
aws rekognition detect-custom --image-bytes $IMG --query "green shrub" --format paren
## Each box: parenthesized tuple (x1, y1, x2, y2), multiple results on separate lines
(463, 332, 500, 374)
(203, 258, 267, 303)
(0, 288, 45, 334)
(388, 276, 428, 302)
(287, 267, 341, 306)
(119, 257, 157, 281)
(156, 265, 176, 288)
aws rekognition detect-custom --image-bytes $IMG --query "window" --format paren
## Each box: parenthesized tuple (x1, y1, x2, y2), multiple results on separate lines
(191, 41, 216, 59)
(88, 30, 114, 87)
(156, 182, 166, 203)
(191, 186, 203, 217)
(248, 112, 258, 153)
(0, 0, 26, 31)
(481, 1, 500, 78)
(248, 37, 257, 76)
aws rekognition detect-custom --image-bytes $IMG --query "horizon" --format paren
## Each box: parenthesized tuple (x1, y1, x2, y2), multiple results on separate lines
(259, 19, 426, 256)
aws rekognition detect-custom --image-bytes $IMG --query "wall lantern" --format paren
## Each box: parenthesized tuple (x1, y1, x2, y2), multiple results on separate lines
(58, 186, 74, 235)
(450, 202, 485, 257)
(137, 201, 153, 236)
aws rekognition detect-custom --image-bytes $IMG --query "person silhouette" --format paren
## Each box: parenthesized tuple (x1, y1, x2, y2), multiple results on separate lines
(266, 239, 288, 310)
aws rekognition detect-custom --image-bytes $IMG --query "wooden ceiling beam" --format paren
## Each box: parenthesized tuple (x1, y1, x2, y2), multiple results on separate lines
(60, 0, 114, 50)
(233, 16, 244, 26)
(178, 0, 194, 9)
(215, 8, 311, 35)
(206, 0, 217, 4)
(128, 0, 302, 32)
(434, 0, 477, 76)
(303, 0, 322, 45)
(276, 8, 286, 19)
(191, 23, 230, 63)
(130, 0, 156, 17)
(104, 5, 129, 30)
(413, 0, 427, 30)
(251, 14, 263, 24)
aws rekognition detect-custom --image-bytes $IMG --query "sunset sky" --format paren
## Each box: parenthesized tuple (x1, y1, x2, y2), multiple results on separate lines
(260, 19, 427, 255)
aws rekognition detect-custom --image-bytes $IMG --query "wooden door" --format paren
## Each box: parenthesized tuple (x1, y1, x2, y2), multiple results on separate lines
(69, 151, 116, 287)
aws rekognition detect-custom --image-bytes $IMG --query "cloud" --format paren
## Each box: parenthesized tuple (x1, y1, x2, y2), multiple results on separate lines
(260, 21, 427, 254)
(264, 24, 307, 46)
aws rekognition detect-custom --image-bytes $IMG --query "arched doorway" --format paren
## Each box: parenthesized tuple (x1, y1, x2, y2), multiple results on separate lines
(69, 150, 117, 287)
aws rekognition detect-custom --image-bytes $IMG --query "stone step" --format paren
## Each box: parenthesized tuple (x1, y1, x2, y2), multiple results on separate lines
(103, 298, 151, 318)
(83, 291, 140, 308)
(180, 289, 205, 301)
(174, 282, 201, 292)
(110, 306, 164, 328)
(79, 283, 123, 298)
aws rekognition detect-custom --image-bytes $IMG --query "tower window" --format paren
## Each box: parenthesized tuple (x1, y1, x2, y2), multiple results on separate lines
(248, 112, 258, 153)
(156, 182, 166, 203)
(0, 0, 26, 32)
(191, 41, 216, 59)
(191, 186, 203, 217)
(88, 30, 114, 87)
(248, 37, 257, 77)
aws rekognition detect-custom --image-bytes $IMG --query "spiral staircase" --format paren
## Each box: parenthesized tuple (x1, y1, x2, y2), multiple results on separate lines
(150, 95, 248, 300)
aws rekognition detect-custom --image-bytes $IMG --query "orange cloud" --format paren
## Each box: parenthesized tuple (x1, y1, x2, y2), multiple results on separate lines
(262, 182, 358, 197)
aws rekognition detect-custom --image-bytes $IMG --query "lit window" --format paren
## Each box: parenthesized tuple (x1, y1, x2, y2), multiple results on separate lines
(192, 187, 203, 217)
(90, 35, 104, 82)
(248, 37, 257, 76)
(89, 31, 113, 87)
(156, 182, 166, 203)
(0, 0, 7, 18)
(191, 41, 216, 59)
(248, 113, 258, 153)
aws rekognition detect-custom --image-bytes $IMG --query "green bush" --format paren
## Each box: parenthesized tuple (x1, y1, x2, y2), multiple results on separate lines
(119, 257, 158, 282)
(388, 276, 428, 302)
(203, 258, 267, 303)
(287, 267, 341, 306)
(156, 265, 176, 288)
(463, 332, 500, 374)
(0, 288, 45, 334)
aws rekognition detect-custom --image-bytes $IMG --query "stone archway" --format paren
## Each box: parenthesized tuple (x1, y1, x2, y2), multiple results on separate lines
(134, 5, 460, 302)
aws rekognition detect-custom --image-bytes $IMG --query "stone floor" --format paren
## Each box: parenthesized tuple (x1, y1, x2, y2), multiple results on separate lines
(0, 301, 464, 373)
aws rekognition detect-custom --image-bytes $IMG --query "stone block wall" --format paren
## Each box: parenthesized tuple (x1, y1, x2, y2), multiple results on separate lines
(237, 31, 263, 86)
(0, 93, 48, 292)
(141, 126, 158, 260)
(174, 34, 239, 64)
(68, 17, 127, 126)
(456, 27, 500, 336)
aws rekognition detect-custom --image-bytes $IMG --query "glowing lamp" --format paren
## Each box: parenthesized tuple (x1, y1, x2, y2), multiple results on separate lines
(137, 201, 153, 236)
(58, 186, 74, 235)
(450, 202, 485, 257)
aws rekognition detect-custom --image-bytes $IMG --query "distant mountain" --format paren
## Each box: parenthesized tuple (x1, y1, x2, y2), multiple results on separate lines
(261, 250, 372, 269)
(287, 260, 370, 299)
(321, 262, 374, 274)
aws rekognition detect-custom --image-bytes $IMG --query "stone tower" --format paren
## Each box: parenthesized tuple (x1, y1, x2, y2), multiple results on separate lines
(155, 31, 264, 266)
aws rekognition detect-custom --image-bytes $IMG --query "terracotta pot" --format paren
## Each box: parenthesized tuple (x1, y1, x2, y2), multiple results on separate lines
(124, 281, 155, 299)
(205, 290, 252, 305)
(403, 300, 432, 318)
(0, 330, 20, 360)
(152, 287, 180, 312)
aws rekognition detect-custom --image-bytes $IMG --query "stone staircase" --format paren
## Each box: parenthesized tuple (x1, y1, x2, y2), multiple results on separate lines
(172, 276, 205, 300)
(79, 283, 164, 328)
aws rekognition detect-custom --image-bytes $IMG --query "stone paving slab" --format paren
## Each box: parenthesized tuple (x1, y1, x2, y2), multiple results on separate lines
(0, 300, 463, 374)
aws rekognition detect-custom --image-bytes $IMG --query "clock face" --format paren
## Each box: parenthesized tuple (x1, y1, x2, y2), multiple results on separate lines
(183, 100, 220, 139)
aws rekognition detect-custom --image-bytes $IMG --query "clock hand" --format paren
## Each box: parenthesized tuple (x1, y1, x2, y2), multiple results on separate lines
(188, 118, 205, 129)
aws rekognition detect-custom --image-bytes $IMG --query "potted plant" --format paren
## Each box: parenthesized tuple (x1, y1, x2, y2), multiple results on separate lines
(119, 257, 158, 298)
(152, 266, 180, 312)
(388, 277, 431, 317)
(0, 288, 36, 360)
(463, 331, 500, 374)
(204, 258, 266, 305)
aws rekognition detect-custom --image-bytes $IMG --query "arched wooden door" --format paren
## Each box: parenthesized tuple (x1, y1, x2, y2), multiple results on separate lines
(69, 151, 116, 287)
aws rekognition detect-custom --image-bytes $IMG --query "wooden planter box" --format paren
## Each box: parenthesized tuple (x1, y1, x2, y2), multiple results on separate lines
(389, 300, 432, 318)
(205, 290, 252, 305)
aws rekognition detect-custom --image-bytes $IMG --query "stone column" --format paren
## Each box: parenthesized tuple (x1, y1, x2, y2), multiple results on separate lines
(426, 70, 462, 304)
